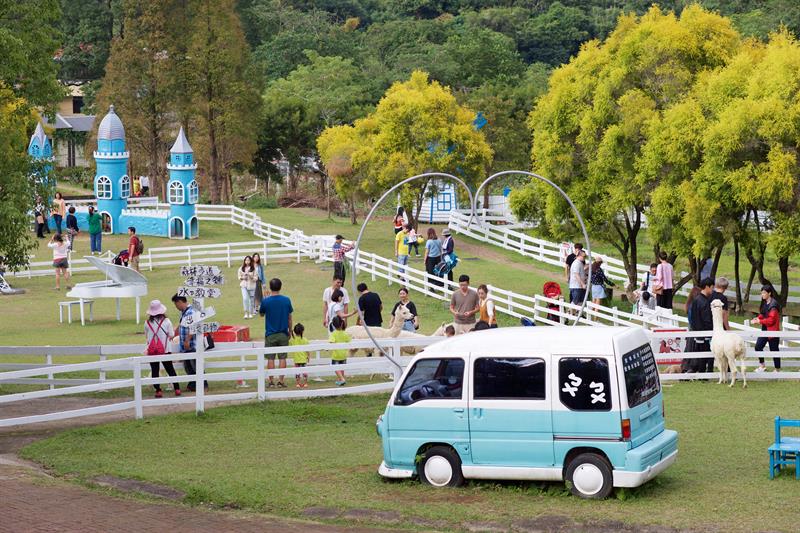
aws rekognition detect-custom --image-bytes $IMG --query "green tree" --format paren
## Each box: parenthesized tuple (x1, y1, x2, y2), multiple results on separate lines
(319, 71, 493, 226)
(188, 0, 260, 203)
(514, 5, 741, 286)
(58, 0, 121, 81)
(0, 0, 62, 270)
(317, 124, 368, 223)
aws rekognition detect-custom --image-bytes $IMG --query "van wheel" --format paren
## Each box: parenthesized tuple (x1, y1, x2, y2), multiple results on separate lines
(419, 446, 464, 488)
(566, 453, 613, 499)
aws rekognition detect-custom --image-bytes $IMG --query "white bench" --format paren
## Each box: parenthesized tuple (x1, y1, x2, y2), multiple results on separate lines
(58, 300, 94, 325)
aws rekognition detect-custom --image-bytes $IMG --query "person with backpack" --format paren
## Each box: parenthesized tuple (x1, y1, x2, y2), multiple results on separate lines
(87, 206, 102, 254)
(128, 226, 143, 272)
(65, 206, 79, 251)
(144, 300, 181, 398)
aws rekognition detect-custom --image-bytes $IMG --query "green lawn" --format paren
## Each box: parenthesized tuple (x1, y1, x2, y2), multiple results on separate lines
(20, 382, 800, 532)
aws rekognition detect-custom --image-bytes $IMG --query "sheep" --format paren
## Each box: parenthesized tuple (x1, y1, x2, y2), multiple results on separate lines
(709, 299, 747, 388)
(345, 304, 413, 357)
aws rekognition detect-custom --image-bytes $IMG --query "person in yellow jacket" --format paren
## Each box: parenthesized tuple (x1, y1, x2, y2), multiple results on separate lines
(477, 284, 497, 328)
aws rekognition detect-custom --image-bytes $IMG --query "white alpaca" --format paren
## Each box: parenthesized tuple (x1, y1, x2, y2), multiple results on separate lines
(709, 299, 747, 388)
(346, 304, 413, 357)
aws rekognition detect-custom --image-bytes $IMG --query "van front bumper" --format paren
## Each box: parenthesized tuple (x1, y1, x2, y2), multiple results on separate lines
(613, 449, 677, 488)
(378, 461, 414, 479)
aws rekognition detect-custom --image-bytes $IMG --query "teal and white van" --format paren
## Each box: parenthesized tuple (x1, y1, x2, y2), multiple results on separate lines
(376, 327, 677, 498)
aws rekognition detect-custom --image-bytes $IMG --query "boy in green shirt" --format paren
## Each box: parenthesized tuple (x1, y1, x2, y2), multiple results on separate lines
(328, 316, 351, 386)
(289, 323, 310, 388)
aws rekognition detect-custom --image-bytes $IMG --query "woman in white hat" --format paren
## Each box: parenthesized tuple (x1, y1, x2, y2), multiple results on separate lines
(144, 299, 181, 398)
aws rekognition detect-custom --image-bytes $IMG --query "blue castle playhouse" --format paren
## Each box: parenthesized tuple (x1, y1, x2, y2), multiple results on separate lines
(34, 105, 200, 239)
(28, 122, 53, 187)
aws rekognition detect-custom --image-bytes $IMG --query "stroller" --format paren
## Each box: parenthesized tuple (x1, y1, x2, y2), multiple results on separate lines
(542, 281, 563, 324)
(112, 249, 130, 267)
(433, 252, 458, 278)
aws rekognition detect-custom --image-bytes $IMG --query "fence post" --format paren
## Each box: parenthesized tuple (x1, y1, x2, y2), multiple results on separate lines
(195, 352, 205, 414)
(257, 350, 265, 401)
(133, 360, 143, 419)
(226, 244, 231, 268)
(188, 247, 192, 266)
(237, 353, 248, 388)
(99, 354, 107, 383)
(533, 295, 539, 322)
(148, 249, 153, 271)
(295, 235, 300, 263)
(46, 353, 54, 390)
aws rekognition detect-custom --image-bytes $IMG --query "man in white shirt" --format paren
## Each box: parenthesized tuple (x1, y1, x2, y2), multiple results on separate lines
(568, 250, 588, 310)
(140, 175, 150, 196)
(322, 276, 350, 329)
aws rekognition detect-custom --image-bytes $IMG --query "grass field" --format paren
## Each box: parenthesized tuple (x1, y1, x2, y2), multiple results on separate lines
(20, 382, 800, 532)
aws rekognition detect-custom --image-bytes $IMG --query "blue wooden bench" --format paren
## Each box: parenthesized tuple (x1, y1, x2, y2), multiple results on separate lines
(769, 417, 800, 479)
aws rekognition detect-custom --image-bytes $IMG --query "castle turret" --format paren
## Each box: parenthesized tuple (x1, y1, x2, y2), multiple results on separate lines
(166, 127, 199, 239)
(28, 122, 54, 188)
(94, 105, 130, 234)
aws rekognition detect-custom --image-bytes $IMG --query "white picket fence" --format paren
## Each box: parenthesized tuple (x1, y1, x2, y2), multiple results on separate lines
(448, 209, 800, 304)
(3, 326, 800, 427)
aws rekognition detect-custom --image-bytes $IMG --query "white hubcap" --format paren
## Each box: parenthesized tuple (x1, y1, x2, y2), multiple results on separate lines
(572, 463, 604, 496)
(424, 456, 453, 487)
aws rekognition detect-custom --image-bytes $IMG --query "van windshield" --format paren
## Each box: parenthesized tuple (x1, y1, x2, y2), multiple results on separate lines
(621, 343, 660, 408)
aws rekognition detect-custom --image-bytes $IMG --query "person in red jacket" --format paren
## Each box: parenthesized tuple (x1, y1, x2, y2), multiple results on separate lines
(752, 284, 781, 372)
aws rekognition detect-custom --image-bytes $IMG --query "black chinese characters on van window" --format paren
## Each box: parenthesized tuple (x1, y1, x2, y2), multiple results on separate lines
(559, 358, 611, 411)
(396, 358, 464, 405)
(621, 344, 660, 408)
(473, 358, 545, 400)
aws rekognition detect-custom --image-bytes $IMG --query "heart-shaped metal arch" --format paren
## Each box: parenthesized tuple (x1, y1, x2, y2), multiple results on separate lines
(350, 172, 475, 369)
(472, 170, 592, 326)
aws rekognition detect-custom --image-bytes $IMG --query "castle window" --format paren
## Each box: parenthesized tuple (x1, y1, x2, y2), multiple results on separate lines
(120, 175, 131, 198)
(168, 181, 185, 204)
(96, 176, 112, 199)
(188, 180, 199, 204)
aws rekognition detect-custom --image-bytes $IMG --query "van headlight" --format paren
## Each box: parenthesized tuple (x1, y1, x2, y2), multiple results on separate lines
(376, 414, 384, 436)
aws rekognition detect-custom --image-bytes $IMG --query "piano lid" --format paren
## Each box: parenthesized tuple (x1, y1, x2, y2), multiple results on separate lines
(84, 255, 148, 285)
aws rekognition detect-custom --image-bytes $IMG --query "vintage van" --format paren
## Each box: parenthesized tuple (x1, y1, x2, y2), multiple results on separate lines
(376, 326, 677, 498)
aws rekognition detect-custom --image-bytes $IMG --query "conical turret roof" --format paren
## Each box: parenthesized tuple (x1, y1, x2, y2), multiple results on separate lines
(170, 126, 193, 154)
(97, 105, 125, 141)
(28, 122, 47, 150)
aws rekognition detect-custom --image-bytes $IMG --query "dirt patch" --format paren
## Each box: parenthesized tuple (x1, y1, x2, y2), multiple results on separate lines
(455, 239, 561, 281)
(91, 474, 186, 500)
(342, 508, 402, 522)
(302, 506, 341, 519)
(463, 521, 508, 532)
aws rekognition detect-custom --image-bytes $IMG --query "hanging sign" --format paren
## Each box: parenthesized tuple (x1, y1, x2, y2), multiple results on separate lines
(180, 306, 216, 327)
(177, 286, 222, 299)
(180, 265, 221, 277)
(190, 321, 220, 334)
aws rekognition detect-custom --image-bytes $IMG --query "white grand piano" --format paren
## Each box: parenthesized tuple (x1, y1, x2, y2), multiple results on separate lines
(66, 256, 148, 325)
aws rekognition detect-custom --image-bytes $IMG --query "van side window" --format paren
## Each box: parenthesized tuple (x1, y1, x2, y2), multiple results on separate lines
(558, 358, 611, 411)
(395, 358, 464, 406)
(473, 358, 545, 400)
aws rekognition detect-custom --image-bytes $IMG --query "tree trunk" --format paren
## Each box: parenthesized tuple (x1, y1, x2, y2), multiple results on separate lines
(744, 264, 756, 304)
(709, 243, 724, 279)
(733, 235, 742, 313)
(778, 256, 789, 308)
(483, 186, 490, 213)
(674, 272, 694, 293)
(348, 196, 357, 225)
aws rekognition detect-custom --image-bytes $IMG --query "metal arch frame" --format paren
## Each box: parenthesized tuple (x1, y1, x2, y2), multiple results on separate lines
(350, 172, 475, 368)
(472, 170, 592, 326)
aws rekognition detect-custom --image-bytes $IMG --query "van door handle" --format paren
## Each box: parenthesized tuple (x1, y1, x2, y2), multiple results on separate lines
(453, 408, 464, 413)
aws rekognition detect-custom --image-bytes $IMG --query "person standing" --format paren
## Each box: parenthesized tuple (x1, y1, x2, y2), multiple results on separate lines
(688, 278, 715, 374)
(238, 255, 257, 319)
(326, 289, 347, 333)
(640, 263, 658, 311)
(709, 277, 731, 330)
(332, 235, 353, 283)
(391, 287, 419, 332)
(356, 283, 383, 327)
(140, 175, 150, 196)
(407, 226, 420, 257)
(590, 257, 614, 305)
(133, 176, 141, 197)
(127, 226, 141, 272)
(449, 274, 480, 335)
(171, 294, 207, 392)
(654, 252, 674, 310)
(569, 249, 588, 308)
(423, 228, 443, 289)
(393, 207, 406, 235)
(329, 316, 351, 386)
(289, 323, 310, 388)
(47, 233, 70, 290)
(34, 196, 46, 238)
(65, 206, 79, 251)
(477, 284, 497, 328)
(259, 278, 294, 387)
(394, 224, 411, 277)
(564, 243, 583, 282)
(753, 284, 781, 372)
(51, 192, 66, 234)
(87, 206, 102, 254)
(252, 253, 265, 315)
(322, 276, 350, 331)
(143, 300, 181, 398)
(441, 228, 456, 283)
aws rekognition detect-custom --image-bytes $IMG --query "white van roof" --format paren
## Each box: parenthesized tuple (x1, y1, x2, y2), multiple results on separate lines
(422, 326, 643, 357)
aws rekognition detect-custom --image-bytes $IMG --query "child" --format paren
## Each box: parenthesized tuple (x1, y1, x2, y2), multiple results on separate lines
(289, 323, 310, 388)
(445, 325, 455, 337)
(329, 316, 351, 386)
(65, 206, 79, 251)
